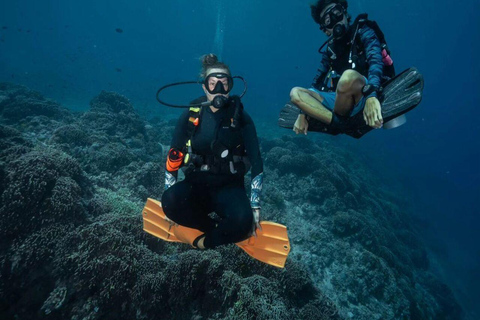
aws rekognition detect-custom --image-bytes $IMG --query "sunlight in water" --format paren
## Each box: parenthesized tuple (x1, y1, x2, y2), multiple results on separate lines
(213, 0, 225, 59)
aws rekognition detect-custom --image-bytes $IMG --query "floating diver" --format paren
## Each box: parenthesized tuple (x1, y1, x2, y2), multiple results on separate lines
(143, 54, 291, 268)
(279, 0, 424, 138)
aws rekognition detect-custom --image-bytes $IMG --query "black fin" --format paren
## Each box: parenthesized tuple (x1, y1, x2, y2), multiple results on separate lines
(278, 102, 300, 129)
(379, 67, 424, 120)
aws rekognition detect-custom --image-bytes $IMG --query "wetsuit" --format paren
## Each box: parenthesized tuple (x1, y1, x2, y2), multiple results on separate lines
(310, 18, 387, 117)
(312, 23, 384, 96)
(161, 97, 263, 249)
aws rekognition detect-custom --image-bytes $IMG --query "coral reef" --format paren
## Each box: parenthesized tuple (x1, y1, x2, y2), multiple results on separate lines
(0, 148, 91, 242)
(0, 83, 462, 320)
(0, 83, 72, 124)
(260, 135, 463, 319)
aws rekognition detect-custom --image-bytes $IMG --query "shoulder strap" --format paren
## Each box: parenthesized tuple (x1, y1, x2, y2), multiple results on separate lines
(353, 13, 388, 45)
(354, 13, 369, 25)
(364, 19, 387, 44)
(186, 96, 206, 139)
(186, 106, 201, 139)
(350, 13, 369, 40)
(348, 14, 370, 66)
(183, 106, 202, 166)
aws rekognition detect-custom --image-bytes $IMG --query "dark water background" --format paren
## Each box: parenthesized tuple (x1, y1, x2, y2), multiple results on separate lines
(1, 0, 479, 317)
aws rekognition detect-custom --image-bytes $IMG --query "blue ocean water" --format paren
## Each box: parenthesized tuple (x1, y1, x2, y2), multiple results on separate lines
(1, 0, 479, 317)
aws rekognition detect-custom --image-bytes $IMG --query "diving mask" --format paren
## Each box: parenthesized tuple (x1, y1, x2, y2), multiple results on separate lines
(204, 73, 233, 95)
(319, 4, 345, 31)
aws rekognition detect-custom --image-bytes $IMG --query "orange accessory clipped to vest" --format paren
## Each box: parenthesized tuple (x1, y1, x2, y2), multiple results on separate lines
(166, 148, 184, 172)
(189, 117, 199, 126)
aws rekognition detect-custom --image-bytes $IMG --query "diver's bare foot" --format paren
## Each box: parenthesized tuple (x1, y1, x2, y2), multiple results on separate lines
(196, 236, 206, 249)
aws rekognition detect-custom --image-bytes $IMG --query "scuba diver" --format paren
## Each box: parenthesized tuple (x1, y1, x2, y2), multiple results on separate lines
(280, 0, 424, 138)
(142, 54, 290, 268)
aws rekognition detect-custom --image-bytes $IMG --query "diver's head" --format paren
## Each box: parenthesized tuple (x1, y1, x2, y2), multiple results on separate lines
(200, 54, 232, 102)
(311, 0, 350, 39)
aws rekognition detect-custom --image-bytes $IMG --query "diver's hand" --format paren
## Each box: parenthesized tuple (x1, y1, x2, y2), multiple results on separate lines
(251, 208, 262, 237)
(363, 97, 383, 128)
(293, 114, 308, 135)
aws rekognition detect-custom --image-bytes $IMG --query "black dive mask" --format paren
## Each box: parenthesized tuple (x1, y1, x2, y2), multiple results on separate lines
(320, 3, 347, 38)
(319, 4, 345, 30)
(204, 73, 233, 95)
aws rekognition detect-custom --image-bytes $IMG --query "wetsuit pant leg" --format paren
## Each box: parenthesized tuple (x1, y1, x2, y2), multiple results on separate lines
(161, 180, 216, 233)
(203, 183, 253, 249)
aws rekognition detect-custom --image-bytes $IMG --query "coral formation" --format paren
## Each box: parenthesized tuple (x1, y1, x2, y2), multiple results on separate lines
(0, 148, 90, 241)
(0, 83, 463, 320)
(0, 83, 72, 124)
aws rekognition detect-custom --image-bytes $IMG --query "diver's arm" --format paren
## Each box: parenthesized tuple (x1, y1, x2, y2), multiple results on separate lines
(250, 173, 263, 210)
(360, 26, 384, 128)
(311, 51, 331, 90)
(241, 111, 264, 209)
(359, 26, 383, 98)
(164, 171, 177, 190)
(164, 110, 190, 190)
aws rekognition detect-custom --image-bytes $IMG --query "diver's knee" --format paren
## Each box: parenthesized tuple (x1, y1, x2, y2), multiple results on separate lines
(337, 69, 364, 93)
(238, 212, 254, 237)
(161, 188, 171, 206)
(227, 209, 253, 236)
(341, 69, 362, 80)
(290, 87, 302, 97)
(290, 87, 303, 104)
(161, 188, 176, 218)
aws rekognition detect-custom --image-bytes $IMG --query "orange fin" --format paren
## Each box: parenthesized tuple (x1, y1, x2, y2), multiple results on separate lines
(142, 198, 180, 242)
(142, 198, 291, 268)
(236, 222, 291, 268)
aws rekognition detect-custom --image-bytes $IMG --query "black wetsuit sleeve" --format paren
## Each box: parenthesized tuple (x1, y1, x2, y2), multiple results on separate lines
(242, 111, 264, 208)
(359, 25, 383, 98)
(164, 110, 190, 189)
(242, 111, 263, 178)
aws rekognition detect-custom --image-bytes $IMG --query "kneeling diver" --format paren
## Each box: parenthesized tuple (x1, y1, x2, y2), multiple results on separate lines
(142, 54, 290, 268)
